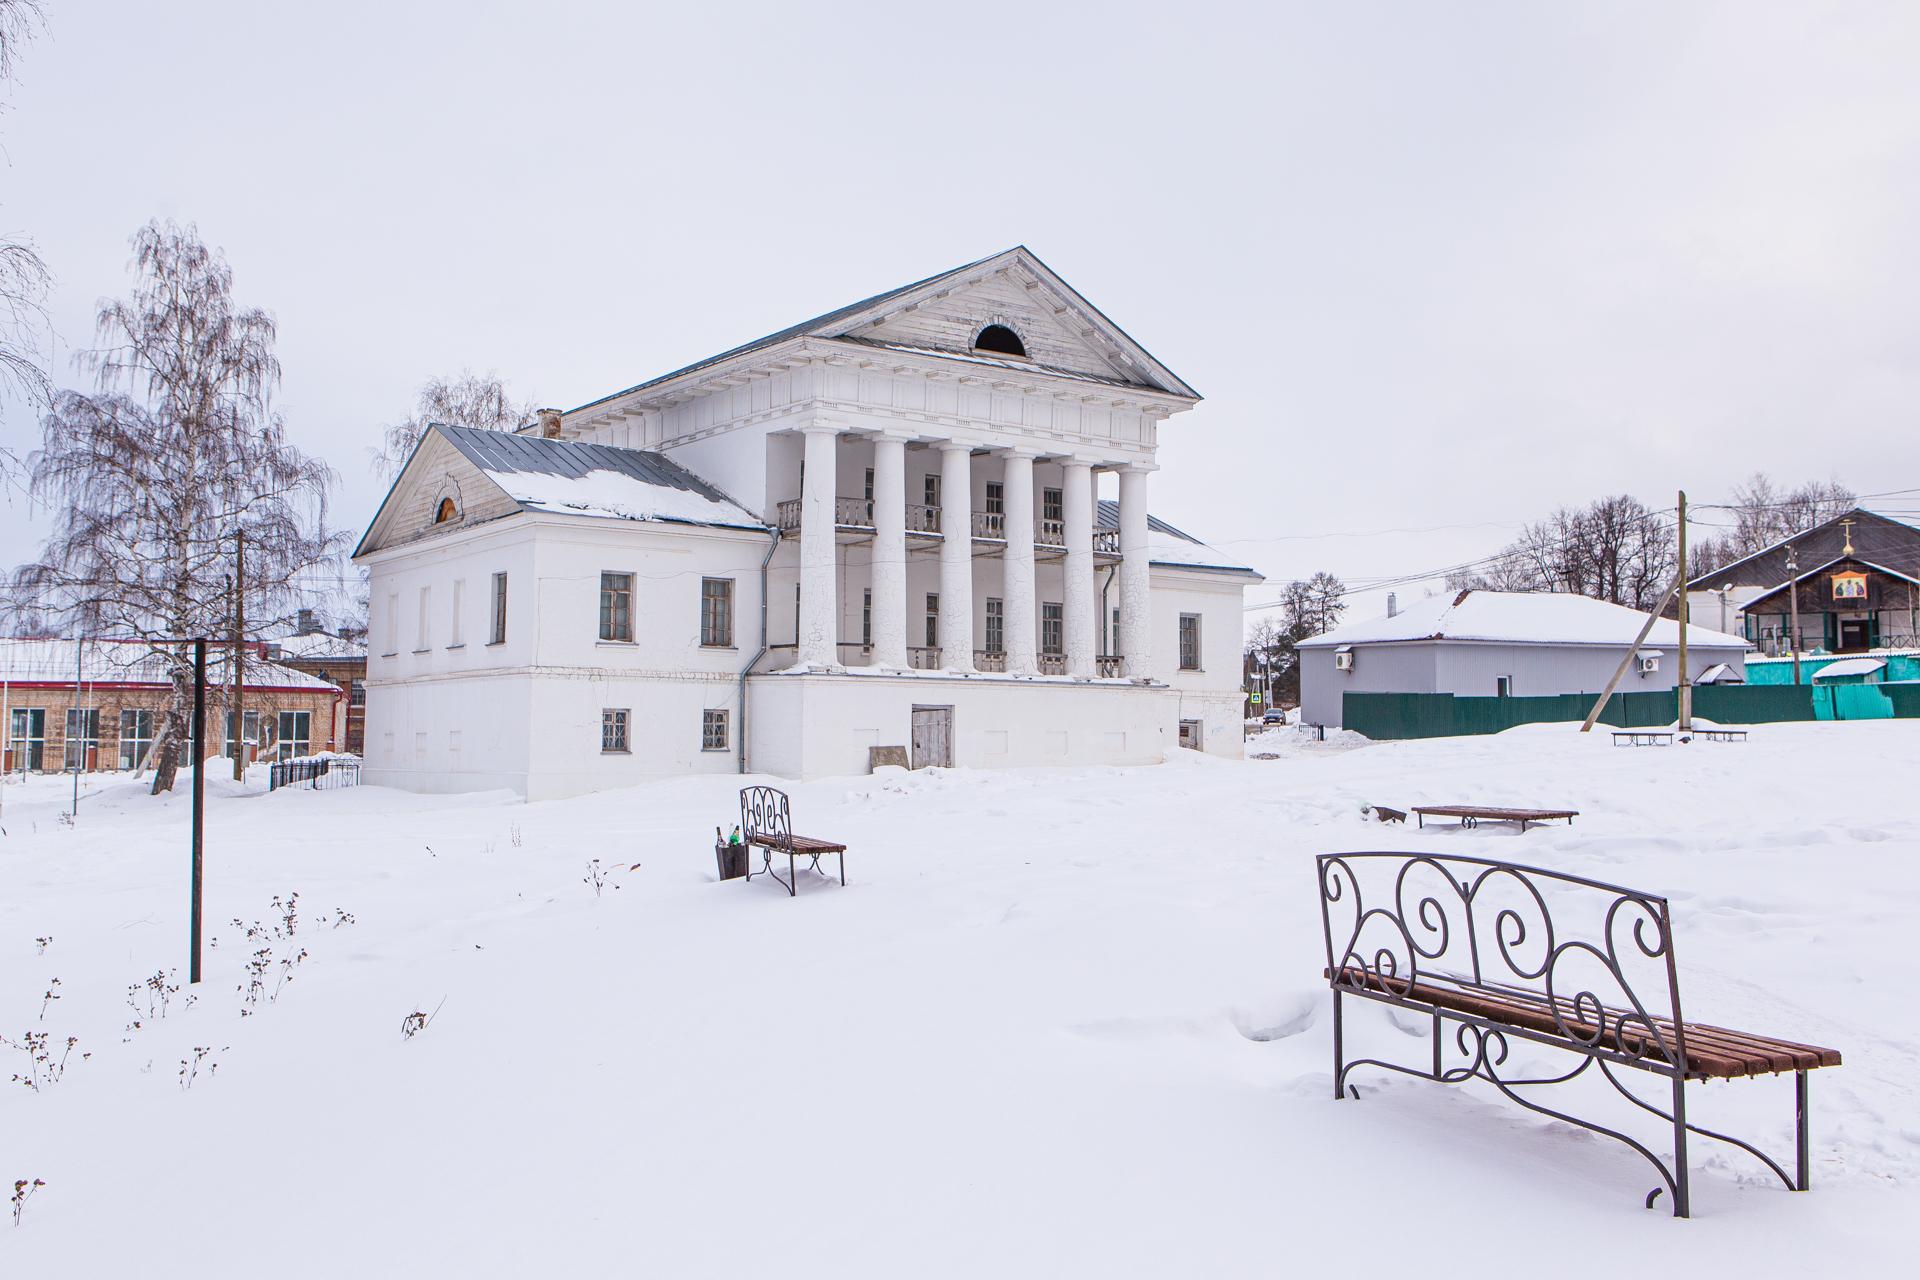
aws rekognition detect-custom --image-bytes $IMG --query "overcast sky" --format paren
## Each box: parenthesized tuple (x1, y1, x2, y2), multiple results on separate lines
(3, 1, 1917, 626)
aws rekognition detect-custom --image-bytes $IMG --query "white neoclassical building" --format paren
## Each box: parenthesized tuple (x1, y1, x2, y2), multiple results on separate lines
(354, 247, 1261, 798)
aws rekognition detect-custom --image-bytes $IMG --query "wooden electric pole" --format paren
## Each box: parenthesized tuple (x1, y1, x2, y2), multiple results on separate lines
(1677, 490, 1692, 732)
(231, 529, 246, 782)
(1786, 545, 1804, 685)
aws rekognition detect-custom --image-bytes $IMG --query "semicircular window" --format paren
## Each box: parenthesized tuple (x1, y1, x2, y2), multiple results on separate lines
(435, 497, 459, 524)
(973, 324, 1027, 357)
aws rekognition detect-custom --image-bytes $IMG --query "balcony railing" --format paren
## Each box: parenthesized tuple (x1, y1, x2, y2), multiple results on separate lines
(974, 650, 1007, 672)
(773, 496, 1119, 553)
(1038, 653, 1067, 675)
(1097, 655, 1124, 678)
(908, 646, 941, 670)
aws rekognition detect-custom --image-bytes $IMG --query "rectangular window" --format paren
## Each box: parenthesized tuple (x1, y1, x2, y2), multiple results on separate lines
(64, 708, 101, 770)
(1111, 607, 1121, 655)
(1495, 676, 1513, 698)
(985, 598, 1004, 654)
(8, 707, 46, 772)
(119, 709, 155, 771)
(490, 572, 508, 644)
(449, 578, 465, 646)
(223, 710, 262, 758)
(924, 473, 941, 510)
(601, 708, 630, 753)
(862, 589, 872, 647)
(1178, 613, 1202, 670)
(863, 467, 875, 502)
(600, 572, 633, 642)
(1043, 487, 1063, 523)
(1042, 602, 1064, 655)
(702, 709, 729, 752)
(925, 593, 940, 649)
(415, 585, 431, 651)
(350, 680, 366, 707)
(277, 711, 311, 760)
(985, 481, 1004, 515)
(701, 578, 735, 647)
(384, 592, 399, 655)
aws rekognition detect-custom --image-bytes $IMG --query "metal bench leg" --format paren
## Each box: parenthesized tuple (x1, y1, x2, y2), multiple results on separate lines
(787, 851, 797, 897)
(1796, 1071, 1810, 1190)
(1332, 989, 1346, 1100)
(1671, 1075, 1692, 1218)
(838, 850, 846, 887)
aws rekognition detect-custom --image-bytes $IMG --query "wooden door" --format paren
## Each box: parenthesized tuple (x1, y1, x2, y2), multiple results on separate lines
(910, 706, 953, 769)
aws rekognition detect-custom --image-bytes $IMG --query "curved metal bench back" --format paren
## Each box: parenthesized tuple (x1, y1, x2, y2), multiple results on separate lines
(740, 786, 792, 853)
(1316, 852, 1687, 1074)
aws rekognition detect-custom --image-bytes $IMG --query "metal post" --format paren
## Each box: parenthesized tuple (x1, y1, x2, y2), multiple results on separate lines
(1786, 546, 1804, 685)
(190, 639, 207, 985)
(1331, 988, 1345, 1100)
(1670, 1073, 1691, 1218)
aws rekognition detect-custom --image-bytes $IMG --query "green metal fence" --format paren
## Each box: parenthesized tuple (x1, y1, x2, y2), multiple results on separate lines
(1344, 682, 1920, 740)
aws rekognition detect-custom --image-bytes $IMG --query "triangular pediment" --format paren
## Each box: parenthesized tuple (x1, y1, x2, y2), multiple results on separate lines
(824, 248, 1196, 398)
(352, 427, 521, 559)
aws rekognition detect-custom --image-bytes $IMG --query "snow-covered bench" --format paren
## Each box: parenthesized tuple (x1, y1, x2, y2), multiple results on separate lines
(739, 786, 847, 897)
(1611, 729, 1675, 747)
(1317, 852, 1841, 1217)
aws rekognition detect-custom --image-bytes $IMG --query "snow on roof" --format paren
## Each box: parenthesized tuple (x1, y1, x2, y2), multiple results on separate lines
(1812, 657, 1885, 680)
(1092, 500, 1259, 577)
(1698, 662, 1744, 684)
(263, 632, 367, 662)
(0, 638, 339, 692)
(1297, 590, 1751, 650)
(439, 425, 767, 532)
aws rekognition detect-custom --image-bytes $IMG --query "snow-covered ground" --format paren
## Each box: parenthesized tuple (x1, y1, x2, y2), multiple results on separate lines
(3, 723, 1916, 1275)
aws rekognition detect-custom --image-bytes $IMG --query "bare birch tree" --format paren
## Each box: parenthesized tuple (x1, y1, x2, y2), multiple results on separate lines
(9, 221, 341, 794)
(1688, 474, 1858, 578)
(1450, 496, 1675, 610)
(373, 371, 526, 478)
(0, 0, 50, 464)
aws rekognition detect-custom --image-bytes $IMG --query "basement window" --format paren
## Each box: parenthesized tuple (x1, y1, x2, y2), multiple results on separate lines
(973, 324, 1027, 358)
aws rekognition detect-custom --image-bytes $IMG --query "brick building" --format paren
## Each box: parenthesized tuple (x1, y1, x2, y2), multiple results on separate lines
(1, 638, 344, 774)
(264, 611, 368, 755)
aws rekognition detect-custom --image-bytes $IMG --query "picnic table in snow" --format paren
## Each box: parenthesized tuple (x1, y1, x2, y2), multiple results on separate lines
(1412, 804, 1578, 832)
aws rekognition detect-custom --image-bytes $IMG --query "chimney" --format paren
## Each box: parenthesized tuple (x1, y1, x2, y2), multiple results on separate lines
(1387, 592, 1398, 618)
(296, 607, 318, 634)
(535, 407, 564, 439)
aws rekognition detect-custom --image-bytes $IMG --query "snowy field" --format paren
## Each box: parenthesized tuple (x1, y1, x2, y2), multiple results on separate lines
(3, 723, 1917, 1276)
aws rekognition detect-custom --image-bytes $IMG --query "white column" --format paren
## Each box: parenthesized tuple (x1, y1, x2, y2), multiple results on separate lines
(1002, 450, 1038, 676)
(870, 434, 909, 670)
(1119, 464, 1153, 680)
(798, 423, 841, 669)
(937, 442, 975, 673)
(1063, 459, 1096, 678)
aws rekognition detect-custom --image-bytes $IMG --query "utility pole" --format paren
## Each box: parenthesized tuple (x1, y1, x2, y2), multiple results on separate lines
(231, 529, 246, 782)
(1676, 490, 1692, 733)
(1786, 545, 1803, 685)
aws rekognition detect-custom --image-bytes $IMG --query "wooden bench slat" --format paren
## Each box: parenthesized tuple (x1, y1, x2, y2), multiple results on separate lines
(1331, 967, 1840, 1079)
(749, 834, 847, 855)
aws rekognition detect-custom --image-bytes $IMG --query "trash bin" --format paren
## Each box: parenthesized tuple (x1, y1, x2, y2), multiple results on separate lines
(715, 838, 748, 881)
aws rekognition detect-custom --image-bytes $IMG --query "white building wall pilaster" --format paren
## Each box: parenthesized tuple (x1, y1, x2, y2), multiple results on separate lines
(870, 434, 909, 669)
(1063, 459, 1097, 677)
(937, 442, 976, 672)
(1119, 464, 1154, 679)
(1002, 450, 1039, 676)
(798, 423, 841, 668)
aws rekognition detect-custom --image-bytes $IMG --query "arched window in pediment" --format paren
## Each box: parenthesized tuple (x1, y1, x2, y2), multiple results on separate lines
(973, 323, 1027, 358)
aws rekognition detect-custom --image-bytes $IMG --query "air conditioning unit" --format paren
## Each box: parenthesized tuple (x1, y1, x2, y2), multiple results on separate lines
(1334, 648, 1355, 672)
(1639, 655, 1660, 674)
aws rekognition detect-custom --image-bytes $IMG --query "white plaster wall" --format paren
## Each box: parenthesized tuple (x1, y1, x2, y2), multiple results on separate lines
(745, 672, 1176, 779)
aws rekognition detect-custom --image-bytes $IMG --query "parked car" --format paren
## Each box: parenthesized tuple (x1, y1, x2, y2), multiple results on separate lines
(1261, 707, 1286, 725)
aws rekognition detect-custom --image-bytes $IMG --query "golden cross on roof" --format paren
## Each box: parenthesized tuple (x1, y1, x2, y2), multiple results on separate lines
(1840, 517, 1855, 558)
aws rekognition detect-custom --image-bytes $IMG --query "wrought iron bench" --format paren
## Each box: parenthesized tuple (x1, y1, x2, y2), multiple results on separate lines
(740, 786, 847, 897)
(1412, 805, 1577, 832)
(1696, 728, 1748, 743)
(1316, 852, 1841, 1217)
